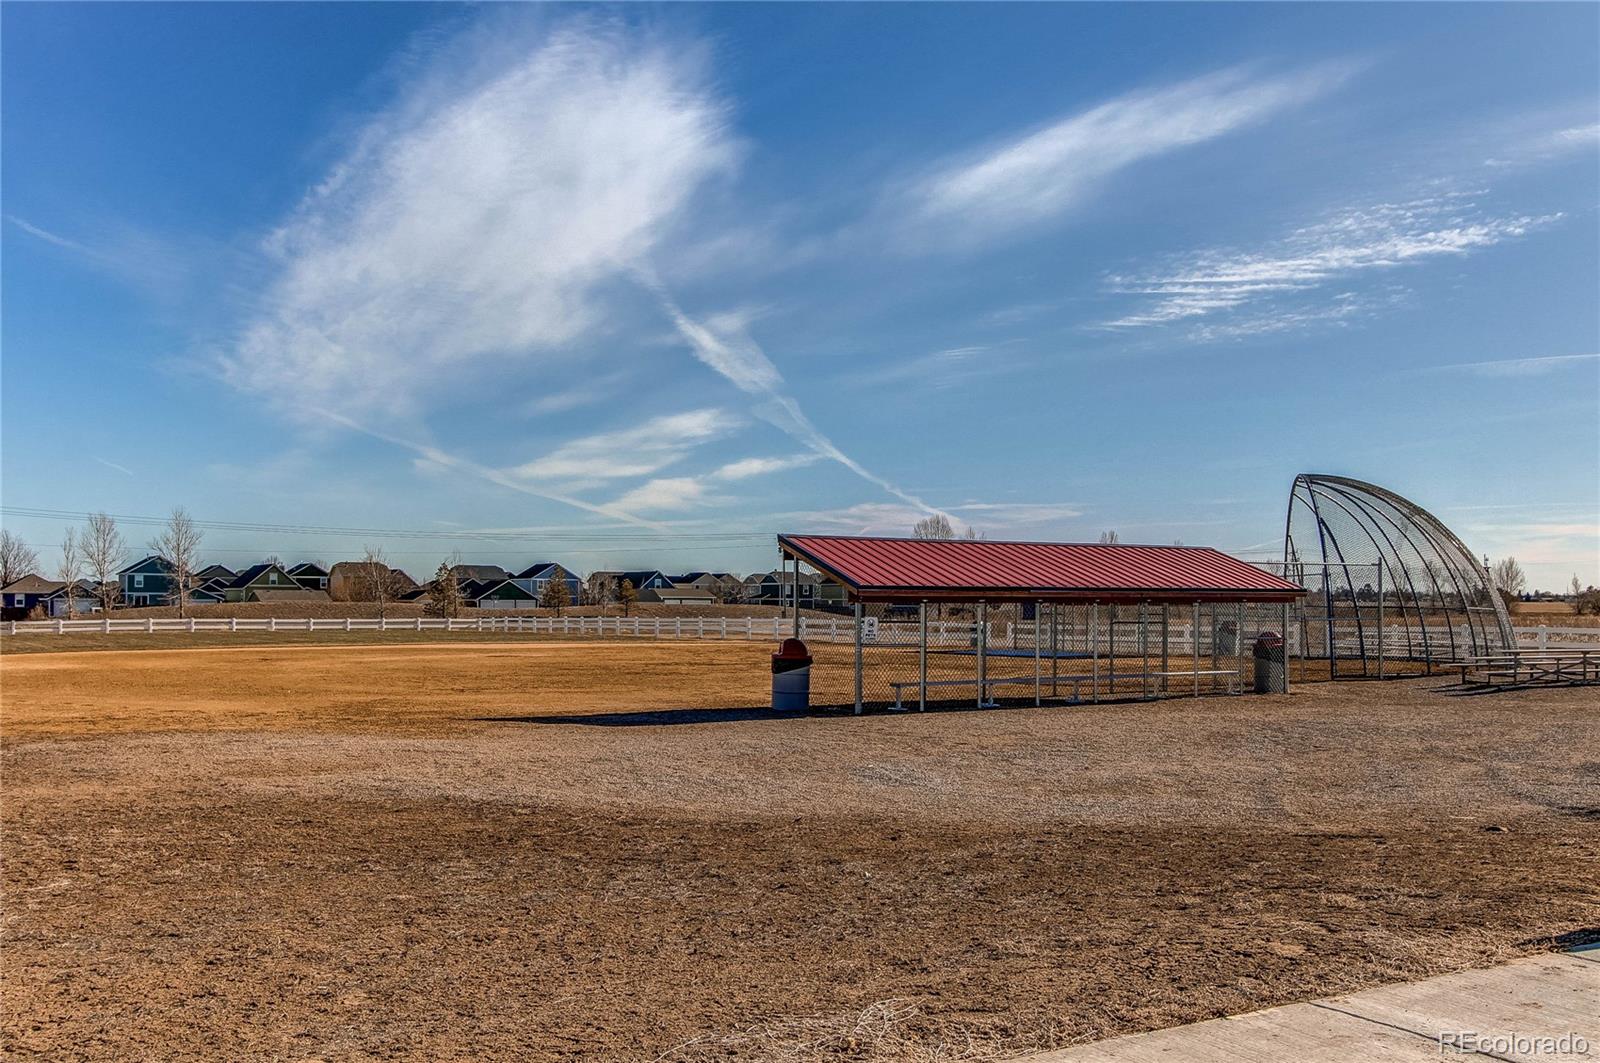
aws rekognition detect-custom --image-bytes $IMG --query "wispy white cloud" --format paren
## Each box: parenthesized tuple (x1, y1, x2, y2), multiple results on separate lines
(7, 214, 194, 302)
(843, 344, 1024, 391)
(1103, 192, 1558, 335)
(93, 457, 135, 477)
(224, 21, 738, 418)
(1417, 353, 1599, 378)
(904, 63, 1355, 245)
(596, 451, 819, 516)
(786, 499, 1085, 536)
(510, 408, 741, 482)
(710, 454, 819, 481)
(950, 501, 1083, 522)
(1485, 122, 1600, 168)
(608, 476, 715, 514)
(7, 215, 94, 254)
(522, 371, 631, 416)
(312, 407, 661, 528)
(640, 269, 950, 519)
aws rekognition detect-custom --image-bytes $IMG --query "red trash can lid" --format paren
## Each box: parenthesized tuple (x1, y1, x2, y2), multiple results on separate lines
(773, 637, 811, 660)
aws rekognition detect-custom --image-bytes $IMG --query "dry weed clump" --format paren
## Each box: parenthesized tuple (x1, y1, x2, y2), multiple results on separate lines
(653, 998, 1058, 1063)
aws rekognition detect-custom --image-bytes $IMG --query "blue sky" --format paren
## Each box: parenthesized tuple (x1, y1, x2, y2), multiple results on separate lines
(3, 3, 1597, 586)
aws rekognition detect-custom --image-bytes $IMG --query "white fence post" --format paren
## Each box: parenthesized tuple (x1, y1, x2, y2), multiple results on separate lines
(1538, 625, 1548, 652)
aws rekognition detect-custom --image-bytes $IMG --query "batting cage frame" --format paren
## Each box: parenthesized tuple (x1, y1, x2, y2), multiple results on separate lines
(1278, 474, 1515, 678)
(774, 534, 1306, 714)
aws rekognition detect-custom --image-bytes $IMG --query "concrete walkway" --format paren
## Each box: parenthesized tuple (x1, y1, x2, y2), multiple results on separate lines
(1023, 949, 1598, 1061)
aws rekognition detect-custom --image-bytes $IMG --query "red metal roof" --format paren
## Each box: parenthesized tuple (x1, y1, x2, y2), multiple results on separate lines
(778, 535, 1304, 603)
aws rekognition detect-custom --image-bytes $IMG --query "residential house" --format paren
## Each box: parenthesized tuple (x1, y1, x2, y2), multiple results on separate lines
(510, 562, 582, 602)
(327, 561, 419, 601)
(450, 564, 511, 585)
(224, 562, 312, 602)
(42, 580, 104, 618)
(748, 570, 847, 611)
(462, 578, 537, 610)
(658, 584, 716, 606)
(194, 564, 237, 599)
(3, 574, 65, 619)
(287, 562, 330, 592)
(750, 570, 820, 609)
(670, 572, 743, 602)
(591, 570, 674, 603)
(119, 555, 175, 607)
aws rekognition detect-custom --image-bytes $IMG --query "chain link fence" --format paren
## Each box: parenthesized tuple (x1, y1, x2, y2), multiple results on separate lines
(815, 599, 1299, 711)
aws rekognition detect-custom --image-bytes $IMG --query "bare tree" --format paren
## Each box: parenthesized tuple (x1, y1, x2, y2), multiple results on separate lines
(1571, 574, 1584, 600)
(56, 528, 83, 618)
(357, 545, 397, 620)
(912, 514, 954, 539)
(1098, 530, 1120, 544)
(426, 554, 463, 619)
(539, 573, 571, 616)
(617, 578, 637, 617)
(1491, 557, 1526, 606)
(0, 529, 39, 587)
(151, 507, 203, 618)
(82, 512, 128, 613)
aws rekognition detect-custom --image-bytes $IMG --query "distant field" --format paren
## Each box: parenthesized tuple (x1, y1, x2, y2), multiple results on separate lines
(1512, 601, 1588, 618)
(3, 641, 1596, 1060)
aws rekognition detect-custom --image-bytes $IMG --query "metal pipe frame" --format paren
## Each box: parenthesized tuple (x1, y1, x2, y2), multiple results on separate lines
(918, 601, 928, 712)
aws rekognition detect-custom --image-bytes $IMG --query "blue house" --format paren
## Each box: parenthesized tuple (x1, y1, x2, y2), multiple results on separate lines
(3, 574, 64, 618)
(510, 562, 581, 601)
(119, 555, 175, 607)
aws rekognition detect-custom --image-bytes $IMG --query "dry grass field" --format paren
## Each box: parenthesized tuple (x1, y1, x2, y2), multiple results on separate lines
(2, 637, 1597, 1061)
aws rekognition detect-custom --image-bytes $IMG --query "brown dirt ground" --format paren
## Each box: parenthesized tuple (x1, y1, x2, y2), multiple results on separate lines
(2, 639, 1597, 1062)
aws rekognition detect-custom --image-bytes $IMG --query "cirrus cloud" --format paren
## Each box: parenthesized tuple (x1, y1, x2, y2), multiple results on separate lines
(224, 20, 738, 418)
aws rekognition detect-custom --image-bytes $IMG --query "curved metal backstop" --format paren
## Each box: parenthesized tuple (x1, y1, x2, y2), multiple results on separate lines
(1281, 474, 1514, 676)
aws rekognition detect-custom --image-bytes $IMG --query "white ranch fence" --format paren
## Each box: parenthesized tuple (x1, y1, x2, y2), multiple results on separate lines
(3, 614, 1594, 651)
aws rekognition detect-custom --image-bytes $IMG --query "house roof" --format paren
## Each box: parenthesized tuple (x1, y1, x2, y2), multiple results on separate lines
(3, 574, 65, 595)
(287, 562, 329, 578)
(452, 564, 510, 583)
(778, 534, 1306, 604)
(614, 571, 665, 587)
(762, 570, 817, 585)
(118, 555, 174, 576)
(42, 580, 99, 599)
(512, 562, 570, 580)
(227, 563, 295, 589)
(195, 564, 237, 581)
(465, 578, 535, 601)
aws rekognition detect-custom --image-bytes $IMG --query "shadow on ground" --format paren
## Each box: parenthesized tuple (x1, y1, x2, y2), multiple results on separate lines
(469, 698, 1143, 727)
(471, 707, 796, 727)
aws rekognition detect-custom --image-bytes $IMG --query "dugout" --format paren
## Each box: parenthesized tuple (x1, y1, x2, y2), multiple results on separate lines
(775, 534, 1306, 713)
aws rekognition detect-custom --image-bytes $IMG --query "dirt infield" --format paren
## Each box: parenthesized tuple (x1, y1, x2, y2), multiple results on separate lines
(3, 640, 1597, 1061)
